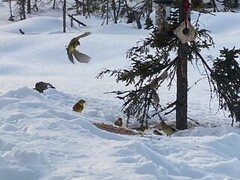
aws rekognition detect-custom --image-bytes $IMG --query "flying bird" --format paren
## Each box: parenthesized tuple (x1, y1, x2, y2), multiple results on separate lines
(66, 32, 91, 64)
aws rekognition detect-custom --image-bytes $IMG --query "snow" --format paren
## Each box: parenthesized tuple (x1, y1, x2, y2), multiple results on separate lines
(0, 2, 240, 179)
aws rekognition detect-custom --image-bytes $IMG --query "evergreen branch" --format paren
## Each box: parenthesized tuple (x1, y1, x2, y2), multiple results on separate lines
(188, 77, 206, 91)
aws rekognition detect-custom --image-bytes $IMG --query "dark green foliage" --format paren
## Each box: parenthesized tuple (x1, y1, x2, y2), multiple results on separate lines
(193, 29, 214, 49)
(222, 0, 239, 11)
(97, 45, 175, 127)
(127, 11, 135, 23)
(211, 47, 240, 124)
(144, 16, 153, 29)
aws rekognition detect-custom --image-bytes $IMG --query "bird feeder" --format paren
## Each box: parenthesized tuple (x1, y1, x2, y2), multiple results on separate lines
(173, 0, 197, 44)
(174, 21, 197, 44)
(153, 0, 173, 5)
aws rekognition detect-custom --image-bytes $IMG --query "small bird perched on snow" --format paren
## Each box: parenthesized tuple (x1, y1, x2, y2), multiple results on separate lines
(66, 32, 91, 64)
(72, 99, 85, 113)
(114, 118, 123, 127)
(34, 81, 55, 93)
(159, 121, 177, 136)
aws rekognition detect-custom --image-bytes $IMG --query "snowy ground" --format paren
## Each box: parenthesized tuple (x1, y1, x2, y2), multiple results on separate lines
(0, 2, 240, 180)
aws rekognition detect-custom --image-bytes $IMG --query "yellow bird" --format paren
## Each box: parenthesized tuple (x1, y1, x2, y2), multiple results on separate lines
(72, 99, 85, 113)
(159, 121, 177, 136)
(66, 32, 91, 64)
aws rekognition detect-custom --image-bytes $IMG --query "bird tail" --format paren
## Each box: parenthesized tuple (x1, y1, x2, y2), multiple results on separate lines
(72, 50, 91, 63)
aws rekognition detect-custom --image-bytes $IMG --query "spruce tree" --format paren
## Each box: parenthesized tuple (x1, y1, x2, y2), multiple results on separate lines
(211, 47, 240, 125)
(97, 0, 215, 129)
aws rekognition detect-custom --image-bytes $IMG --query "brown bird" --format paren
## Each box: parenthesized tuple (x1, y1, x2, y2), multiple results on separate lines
(66, 32, 91, 64)
(114, 118, 123, 127)
(34, 81, 55, 93)
(72, 99, 85, 113)
(159, 121, 177, 136)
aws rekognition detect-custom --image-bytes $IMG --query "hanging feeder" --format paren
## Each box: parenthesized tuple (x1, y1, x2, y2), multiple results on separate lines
(153, 0, 173, 4)
(174, 21, 197, 44)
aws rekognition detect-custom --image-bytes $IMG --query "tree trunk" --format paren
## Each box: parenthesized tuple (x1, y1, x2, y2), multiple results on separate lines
(21, 0, 26, 20)
(211, 0, 218, 12)
(106, 0, 109, 25)
(176, 44, 188, 130)
(112, 0, 117, 23)
(63, 0, 66, 33)
(52, 0, 56, 9)
(86, 0, 90, 17)
(27, 0, 31, 14)
(176, 0, 188, 130)
(155, 4, 163, 31)
(82, 0, 85, 16)
(8, 0, 14, 21)
(234, 0, 239, 7)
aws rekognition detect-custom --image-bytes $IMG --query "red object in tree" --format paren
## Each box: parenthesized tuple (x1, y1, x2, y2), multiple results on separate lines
(182, 0, 191, 28)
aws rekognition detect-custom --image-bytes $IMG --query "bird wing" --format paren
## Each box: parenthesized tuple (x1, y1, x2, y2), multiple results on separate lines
(74, 32, 91, 41)
(72, 50, 91, 63)
(67, 51, 75, 63)
(67, 32, 91, 49)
